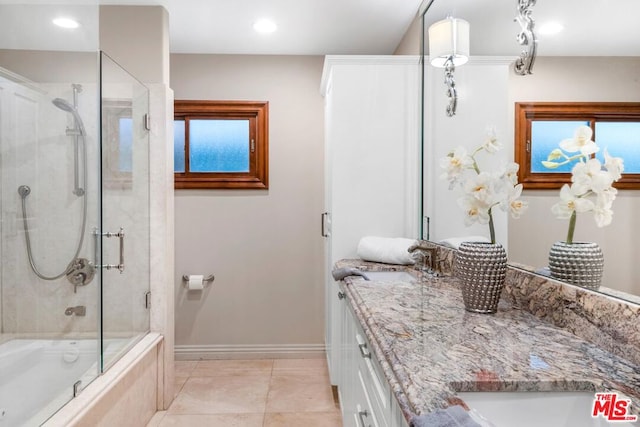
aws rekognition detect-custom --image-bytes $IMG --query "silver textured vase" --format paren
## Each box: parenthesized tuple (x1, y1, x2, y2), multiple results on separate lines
(548, 241, 603, 291)
(455, 242, 508, 314)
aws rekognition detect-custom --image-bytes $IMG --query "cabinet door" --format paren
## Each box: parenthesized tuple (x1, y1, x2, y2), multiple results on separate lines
(348, 368, 380, 427)
(326, 59, 420, 265)
(343, 307, 383, 427)
(323, 57, 419, 389)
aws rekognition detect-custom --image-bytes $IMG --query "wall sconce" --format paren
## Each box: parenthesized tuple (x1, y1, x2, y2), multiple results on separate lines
(514, 0, 537, 75)
(428, 17, 470, 117)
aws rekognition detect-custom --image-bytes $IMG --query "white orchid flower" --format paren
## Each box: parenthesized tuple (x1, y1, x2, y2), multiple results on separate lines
(457, 196, 490, 226)
(441, 129, 527, 244)
(571, 158, 614, 195)
(463, 172, 497, 204)
(551, 184, 594, 219)
(481, 126, 502, 153)
(592, 204, 614, 227)
(544, 126, 624, 241)
(500, 183, 528, 219)
(559, 125, 599, 156)
(604, 148, 624, 181)
(596, 187, 617, 209)
(498, 162, 520, 186)
(440, 147, 474, 187)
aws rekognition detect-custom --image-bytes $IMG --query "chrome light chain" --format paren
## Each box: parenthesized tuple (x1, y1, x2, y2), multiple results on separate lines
(514, 0, 537, 75)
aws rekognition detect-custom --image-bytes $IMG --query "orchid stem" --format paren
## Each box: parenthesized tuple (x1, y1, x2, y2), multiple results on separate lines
(566, 211, 576, 244)
(488, 208, 496, 244)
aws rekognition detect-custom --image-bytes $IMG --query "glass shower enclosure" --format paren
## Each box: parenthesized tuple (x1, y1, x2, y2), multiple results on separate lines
(0, 2, 150, 425)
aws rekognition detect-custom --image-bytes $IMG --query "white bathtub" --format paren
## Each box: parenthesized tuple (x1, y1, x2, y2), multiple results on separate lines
(0, 338, 128, 426)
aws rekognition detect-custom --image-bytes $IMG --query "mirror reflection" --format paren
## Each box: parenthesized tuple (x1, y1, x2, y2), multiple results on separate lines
(422, 0, 640, 302)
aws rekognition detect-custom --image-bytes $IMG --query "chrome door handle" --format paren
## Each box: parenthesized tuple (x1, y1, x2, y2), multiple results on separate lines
(94, 227, 125, 273)
(321, 212, 329, 237)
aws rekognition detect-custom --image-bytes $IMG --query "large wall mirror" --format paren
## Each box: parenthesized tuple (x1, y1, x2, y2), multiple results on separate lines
(421, 0, 640, 303)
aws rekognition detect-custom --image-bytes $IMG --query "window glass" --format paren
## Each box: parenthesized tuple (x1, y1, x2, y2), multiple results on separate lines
(515, 102, 640, 189)
(173, 100, 268, 189)
(531, 120, 589, 173)
(595, 122, 640, 173)
(189, 119, 250, 173)
(174, 119, 185, 173)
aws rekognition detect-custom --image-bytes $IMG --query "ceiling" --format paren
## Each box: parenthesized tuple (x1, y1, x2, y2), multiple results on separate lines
(99, 0, 423, 55)
(423, 0, 640, 56)
(1, 0, 638, 56)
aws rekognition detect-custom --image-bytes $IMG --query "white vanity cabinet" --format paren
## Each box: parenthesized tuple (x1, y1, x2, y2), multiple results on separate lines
(320, 55, 420, 390)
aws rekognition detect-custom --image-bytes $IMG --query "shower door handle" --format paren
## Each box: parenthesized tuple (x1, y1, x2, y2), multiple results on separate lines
(94, 227, 125, 273)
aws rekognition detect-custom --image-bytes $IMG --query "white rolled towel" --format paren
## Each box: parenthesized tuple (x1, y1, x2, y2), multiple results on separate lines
(437, 235, 491, 250)
(356, 236, 418, 265)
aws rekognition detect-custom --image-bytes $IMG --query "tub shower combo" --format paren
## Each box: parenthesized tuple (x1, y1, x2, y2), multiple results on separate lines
(0, 49, 151, 426)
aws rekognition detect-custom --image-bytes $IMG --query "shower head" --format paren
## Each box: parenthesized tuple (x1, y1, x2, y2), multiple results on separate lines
(52, 97, 86, 137)
(52, 97, 75, 112)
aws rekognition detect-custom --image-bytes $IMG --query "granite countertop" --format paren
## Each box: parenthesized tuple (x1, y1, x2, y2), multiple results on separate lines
(334, 259, 640, 422)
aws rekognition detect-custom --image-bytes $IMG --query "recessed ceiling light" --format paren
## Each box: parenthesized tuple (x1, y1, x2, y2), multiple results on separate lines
(253, 19, 277, 34)
(538, 22, 564, 35)
(53, 17, 80, 29)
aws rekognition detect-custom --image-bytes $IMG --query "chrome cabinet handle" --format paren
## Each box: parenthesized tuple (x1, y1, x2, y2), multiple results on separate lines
(358, 342, 371, 359)
(357, 405, 371, 427)
(337, 291, 346, 300)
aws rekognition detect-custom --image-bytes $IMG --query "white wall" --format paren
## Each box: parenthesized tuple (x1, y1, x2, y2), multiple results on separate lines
(425, 58, 512, 246)
(507, 56, 640, 296)
(171, 54, 326, 358)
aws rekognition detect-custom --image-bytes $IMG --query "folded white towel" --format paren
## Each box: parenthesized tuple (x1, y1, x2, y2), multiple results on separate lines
(357, 236, 417, 265)
(437, 236, 491, 250)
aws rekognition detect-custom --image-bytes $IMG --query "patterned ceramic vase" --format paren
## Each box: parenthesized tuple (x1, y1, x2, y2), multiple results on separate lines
(548, 241, 604, 291)
(455, 242, 508, 314)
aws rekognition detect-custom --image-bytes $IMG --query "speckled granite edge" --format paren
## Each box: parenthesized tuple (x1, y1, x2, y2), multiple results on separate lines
(339, 277, 418, 418)
(432, 243, 640, 366)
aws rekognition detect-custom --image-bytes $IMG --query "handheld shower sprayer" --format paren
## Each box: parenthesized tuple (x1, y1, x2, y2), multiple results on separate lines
(52, 93, 86, 197)
(52, 98, 85, 137)
(17, 84, 89, 282)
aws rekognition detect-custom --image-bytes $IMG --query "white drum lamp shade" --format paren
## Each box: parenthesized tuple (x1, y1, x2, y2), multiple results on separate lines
(428, 17, 470, 68)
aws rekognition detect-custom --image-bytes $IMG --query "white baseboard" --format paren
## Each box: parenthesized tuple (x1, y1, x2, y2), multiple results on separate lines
(174, 343, 326, 360)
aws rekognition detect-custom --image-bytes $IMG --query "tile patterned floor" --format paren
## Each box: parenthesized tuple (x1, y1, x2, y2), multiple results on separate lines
(147, 359, 343, 427)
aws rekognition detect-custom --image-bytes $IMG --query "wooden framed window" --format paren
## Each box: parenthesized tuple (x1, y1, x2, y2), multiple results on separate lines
(174, 100, 269, 189)
(515, 102, 640, 189)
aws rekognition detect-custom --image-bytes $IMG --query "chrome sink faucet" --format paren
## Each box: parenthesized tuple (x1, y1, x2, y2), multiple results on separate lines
(408, 241, 438, 276)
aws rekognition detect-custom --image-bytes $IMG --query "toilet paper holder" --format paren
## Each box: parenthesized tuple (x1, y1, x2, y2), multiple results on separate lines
(182, 274, 215, 284)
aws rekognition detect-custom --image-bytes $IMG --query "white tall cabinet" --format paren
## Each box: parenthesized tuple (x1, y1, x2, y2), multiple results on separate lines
(320, 56, 420, 415)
